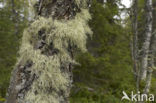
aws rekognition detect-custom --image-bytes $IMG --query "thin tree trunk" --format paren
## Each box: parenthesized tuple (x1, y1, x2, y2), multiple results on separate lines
(6, 0, 92, 103)
(132, 0, 140, 91)
(133, 0, 138, 77)
(11, 0, 19, 35)
(140, 0, 153, 80)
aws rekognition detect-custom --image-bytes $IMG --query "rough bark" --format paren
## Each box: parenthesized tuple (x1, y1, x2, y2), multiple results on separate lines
(6, 0, 92, 103)
(144, 67, 153, 94)
(143, 32, 155, 93)
(140, 0, 153, 80)
(143, 1, 156, 94)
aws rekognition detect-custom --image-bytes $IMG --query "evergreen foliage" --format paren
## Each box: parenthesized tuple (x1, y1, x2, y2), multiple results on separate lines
(0, 0, 28, 100)
(70, 0, 136, 102)
(69, 0, 156, 102)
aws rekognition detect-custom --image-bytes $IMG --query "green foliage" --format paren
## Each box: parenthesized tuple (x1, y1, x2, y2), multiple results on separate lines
(0, 96, 5, 102)
(0, 8, 17, 98)
(70, 0, 136, 102)
(0, 0, 28, 98)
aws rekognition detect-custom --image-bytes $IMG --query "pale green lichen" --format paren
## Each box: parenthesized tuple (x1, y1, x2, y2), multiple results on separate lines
(17, 1, 92, 103)
(74, 0, 88, 8)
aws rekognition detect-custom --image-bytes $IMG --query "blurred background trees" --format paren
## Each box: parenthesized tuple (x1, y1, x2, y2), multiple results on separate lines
(0, 0, 155, 103)
(70, 0, 135, 102)
(0, 0, 28, 100)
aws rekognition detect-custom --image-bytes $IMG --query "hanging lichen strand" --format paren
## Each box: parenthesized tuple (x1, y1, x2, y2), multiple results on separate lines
(7, 0, 92, 103)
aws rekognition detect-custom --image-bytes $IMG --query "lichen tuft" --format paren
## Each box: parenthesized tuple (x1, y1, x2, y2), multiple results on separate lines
(16, 1, 92, 103)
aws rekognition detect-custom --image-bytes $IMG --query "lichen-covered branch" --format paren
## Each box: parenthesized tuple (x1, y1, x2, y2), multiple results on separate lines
(6, 0, 92, 103)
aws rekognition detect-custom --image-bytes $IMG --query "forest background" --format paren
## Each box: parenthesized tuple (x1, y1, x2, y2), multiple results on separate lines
(0, 0, 156, 103)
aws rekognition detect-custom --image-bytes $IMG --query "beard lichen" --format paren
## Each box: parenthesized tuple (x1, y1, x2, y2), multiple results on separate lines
(74, 0, 89, 8)
(17, 1, 92, 103)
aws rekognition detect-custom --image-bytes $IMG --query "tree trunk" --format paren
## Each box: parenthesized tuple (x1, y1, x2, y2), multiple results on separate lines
(132, 0, 139, 91)
(143, 0, 156, 94)
(11, 0, 19, 36)
(133, 0, 138, 77)
(140, 0, 153, 80)
(6, 0, 92, 103)
(144, 68, 153, 94)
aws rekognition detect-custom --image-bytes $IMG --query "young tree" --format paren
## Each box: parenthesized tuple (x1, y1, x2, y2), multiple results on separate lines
(143, 0, 156, 94)
(131, 0, 139, 91)
(6, 0, 92, 103)
(140, 0, 153, 81)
